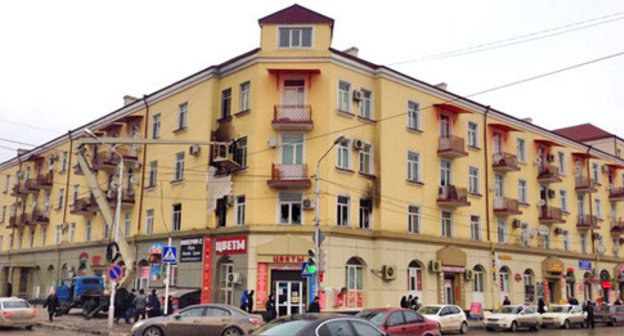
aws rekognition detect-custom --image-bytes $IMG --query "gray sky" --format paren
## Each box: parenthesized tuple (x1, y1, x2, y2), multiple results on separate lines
(1, 0, 623, 162)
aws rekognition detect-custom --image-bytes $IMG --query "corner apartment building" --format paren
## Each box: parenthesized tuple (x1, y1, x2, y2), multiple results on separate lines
(1, 5, 623, 314)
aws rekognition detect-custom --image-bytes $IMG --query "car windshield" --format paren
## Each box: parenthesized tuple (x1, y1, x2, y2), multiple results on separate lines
(2, 300, 30, 309)
(253, 319, 312, 336)
(81, 278, 100, 285)
(418, 306, 441, 315)
(548, 306, 569, 313)
(356, 310, 386, 326)
(494, 306, 519, 314)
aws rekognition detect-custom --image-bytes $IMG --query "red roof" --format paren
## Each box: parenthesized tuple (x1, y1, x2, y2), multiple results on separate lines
(488, 123, 522, 133)
(258, 4, 334, 26)
(433, 103, 471, 114)
(553, 123, 613, 142)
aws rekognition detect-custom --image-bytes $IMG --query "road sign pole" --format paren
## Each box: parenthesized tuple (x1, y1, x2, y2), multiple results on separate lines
(164, 236, 172, 315)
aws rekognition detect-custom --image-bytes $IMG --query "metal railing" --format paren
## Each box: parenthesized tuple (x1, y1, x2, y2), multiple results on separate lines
(437, 184, 468, 202)
(270, 163, 309, 181)
(494, 197, 520, 212)
(539, 206, 563, 221)
(438, 135, 465, 153)
(273, 105, 312, 124)
(575, 176, 596, 190)
(609, 186, 624, 199)
(577, 214, 599, 229)
(492, 153, 519, 169)
(538, 165, 560, 180)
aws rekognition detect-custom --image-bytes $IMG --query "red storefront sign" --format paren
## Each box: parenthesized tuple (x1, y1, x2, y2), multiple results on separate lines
(601, 280, 611, 289)
(256, 263, 268, 310)
(272, 255, 305, 263)
(200, 237, 212, 303)
(91, 255, 101, 266)
(215, 235, 247, 255)
(441, 265, 465, 273)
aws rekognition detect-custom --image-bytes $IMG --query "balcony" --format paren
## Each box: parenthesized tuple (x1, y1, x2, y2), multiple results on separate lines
(492, 153, 520, 172)
(609, 186, 624, 201)
(271, 105, 313, 131)
(577, 214, 600, 230)
(493, 197, 522, 215)
(538, 206, 565, 224)
(437, 185, 470, 207)
(36, 172, 53, 189)
(32, 209, 50, 223)
(267, 163, 311, 188)
(437, 136, 468, 159)
(107, 189, 136, 208)
(92, 150, 120, 171)
(7, 215, 17, 228)
(70, 197, 97, 215)
(17, 213, 31, 226)
(537, 165, 562, 183)
(575, 176, 597, 193)
(610, 218, 624, 236)
(10, 183, 28, 196)
(24, 178, 40, 193)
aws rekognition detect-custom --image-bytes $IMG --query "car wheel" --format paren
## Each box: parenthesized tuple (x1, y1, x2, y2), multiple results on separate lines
(608, 318, 615, 327)
(485, 327, 494, 332)
(221, 327, 243, 336)
(531, 324, 540, 331)
(460, 321, 468, 334)
(143, 326, 163, 336)
(563, 319, 570, 329)
(510, 321, 518, 332)
(580, 321, 586, 328)
(25, 325, 33, 330)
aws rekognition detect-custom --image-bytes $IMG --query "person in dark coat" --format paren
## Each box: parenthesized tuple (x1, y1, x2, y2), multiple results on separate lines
(568, 296, 579, 305)
(43, 289, 60, 322)
(246, 290, 255, 313)
(240, 290, 248, 311)
(583, 300, 595, 329)
(400, 296, 407, 308)
(308, 296, 320, 313)
(614, 298, 623, 305)
(410, 296, 421, 311)
(537, 298, 546, 314)
(147, 289, 162, 317)
(265, 293, 277, 322)
(502, 296, 511, 305)
(114, 287, 133, 324)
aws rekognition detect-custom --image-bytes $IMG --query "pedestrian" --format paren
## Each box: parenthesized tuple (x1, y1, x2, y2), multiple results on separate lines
(568, 295, 579, 305)
(502, 296, 511, 305)
(114, 287, 133, 324)
(265, 293, 277, 322)
(407, 295, 413, 308)
(308, 296, 320, 313)
(147, 289, 162, 317)
(583, 300, 595, 329)
(410, 296, 421, 311)
(133, 289, 148, 322)
(43, 288, 59, 322)
(247, 290, 255, 313)
(166, 296, 174, 315)
(240, 290, 248, 311)
(614, 298, 623, 305)
(400, 296, 407, 308)
(537, 298, 546, 314)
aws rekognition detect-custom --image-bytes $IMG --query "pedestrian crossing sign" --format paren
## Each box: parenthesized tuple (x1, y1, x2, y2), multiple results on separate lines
(163, 246, 177, 263)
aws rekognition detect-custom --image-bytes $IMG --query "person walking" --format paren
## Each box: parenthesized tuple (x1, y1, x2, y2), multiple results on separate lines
(133, 289, 148, 322)
(147, 289, 162, 317)
(410, 296, 421, 311)
(43, 289, 59, 322)
(308, 296, 320, 313)
(583, 300, 595, 329)
(502, 296, 511, 305)
(265, 293, 277, 322)
(240, 290, 248, 311)
(568, 296, 579, 305)
(246, 290, 255, 313)
(537, 298, 546, 314)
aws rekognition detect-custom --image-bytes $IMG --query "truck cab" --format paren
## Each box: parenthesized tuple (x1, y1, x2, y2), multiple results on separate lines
(56, 275, 104, 303)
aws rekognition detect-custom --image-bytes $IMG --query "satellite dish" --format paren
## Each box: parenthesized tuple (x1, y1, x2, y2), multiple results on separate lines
(110, 181, 120, 189)
(537, 225, 549, 236)
(538, 199, 546, 207)
(267, 136, 277, 148)
(529, 228, 538, 237)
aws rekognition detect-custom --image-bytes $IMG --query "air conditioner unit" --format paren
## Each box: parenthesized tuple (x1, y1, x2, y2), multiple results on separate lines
(547, 189, 556, 199)
(302, 198, 315, 209)
(430, 260, 442, 273)
(554, 227, 564, 235)
(381, 265, 396, 280)
(228, 272, 243, 285)
(464, 269, 474, 281)
(512, 219, 522, 228)
(534, 156, 543, 165)
(546, 154, 555, 162)
(226, 194, 236, 206)
(129, 176, 137, 184)
(352, 139, 364, 150)
(189, 144, 200, 156)
(352, 89, 362, 101)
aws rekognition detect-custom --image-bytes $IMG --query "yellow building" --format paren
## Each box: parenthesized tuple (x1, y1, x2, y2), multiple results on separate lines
(1, 4, 623, 314)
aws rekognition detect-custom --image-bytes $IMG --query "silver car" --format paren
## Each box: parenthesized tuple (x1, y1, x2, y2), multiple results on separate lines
(0, 297, 36, 329)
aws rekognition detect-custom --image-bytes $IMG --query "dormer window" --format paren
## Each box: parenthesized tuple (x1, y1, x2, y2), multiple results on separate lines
(278, 27, 312, 48)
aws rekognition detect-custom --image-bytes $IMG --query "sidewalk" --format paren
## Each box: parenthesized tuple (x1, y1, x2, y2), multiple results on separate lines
(34, 305, 132, 336)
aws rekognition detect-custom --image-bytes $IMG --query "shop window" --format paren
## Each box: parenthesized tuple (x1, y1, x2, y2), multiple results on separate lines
(345, 257, 363, 308)
(523, 269, 535, 303)
(218, 259, 234, 306)
(499, 267, 510, 296)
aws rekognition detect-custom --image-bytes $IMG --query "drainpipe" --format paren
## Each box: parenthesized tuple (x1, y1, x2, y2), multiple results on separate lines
(586, 146, 595, 255)
(136, 95, 150, 233)
(483, 106, 491, 242)
(57, 130, 74, 285)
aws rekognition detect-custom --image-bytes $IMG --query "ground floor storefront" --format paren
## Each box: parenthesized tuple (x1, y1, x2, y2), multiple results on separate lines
(1, 229, 624, 314)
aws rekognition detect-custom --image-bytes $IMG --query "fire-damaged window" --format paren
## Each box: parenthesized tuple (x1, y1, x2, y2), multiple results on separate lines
(232, 137, 247, 168)
(358, 198, 372, 229)
(221, 88, 232, 119)
(216, 197, 227, 227)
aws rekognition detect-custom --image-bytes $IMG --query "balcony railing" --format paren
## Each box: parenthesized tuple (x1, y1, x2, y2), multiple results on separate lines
(609, 186, 624, 201)
(24, 178, 40, 192)
(437, 136, 468, 158)
(10, 183, 28, 196)
(92, 150, 120, 170)
(36, 172, 53, 189)
(70, 197, 97, 215)
(492, 153, 520, 172)
(267, 163, 311, 188)
(577, 214, 600, 230)
(575, 176, 597, 193)
(271, 105, 313, 130)
(539, 206, 564, 224)
(610, 218, 624, 235)
(107, 189, 136, 207)
(537, 165, 562, 183)
(437, 185, 470, 207)
(17, 213, 30, 226)
(493, 197, 522, 215)
(32, 208, 50, 223)
(8, 215, 17, 228)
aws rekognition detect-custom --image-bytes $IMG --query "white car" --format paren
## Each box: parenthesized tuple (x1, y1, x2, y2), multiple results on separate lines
(540, 304, 586, 329)
(483, 305, 541, 332)
(418, 304, 468, 334)
(0, 297, 35, 329)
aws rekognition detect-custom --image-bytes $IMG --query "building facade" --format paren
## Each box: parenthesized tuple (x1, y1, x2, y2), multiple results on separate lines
(1, 4, 624, 314)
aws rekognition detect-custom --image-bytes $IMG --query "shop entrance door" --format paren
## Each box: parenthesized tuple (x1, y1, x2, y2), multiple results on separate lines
(276, 281, 304, 316)
(444, 278, 454, 304)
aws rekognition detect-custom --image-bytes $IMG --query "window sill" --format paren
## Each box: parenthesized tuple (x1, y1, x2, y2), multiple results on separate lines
(562, 210, 570, 215)
(234, 109, 251, 117)
(406, 127, 423, 134)
(336, 109, 355, 118)
(519, 202, 530, 207)
(357, 115, 377, 123)
(335, 167, 354, 174)
(144, 185, 157, 191)
(406, 179, 424, 186)
(467, 145, 481, 151)
(468, 192, 483, 198)
(170, 179, 184, 185)
(173, 126, 188, 134)
(358, 171, 377, 180)
(217, 116, 233, 123)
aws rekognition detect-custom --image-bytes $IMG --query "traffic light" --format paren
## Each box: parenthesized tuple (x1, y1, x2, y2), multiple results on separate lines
(318, 270, 324, 282)
(307, 249, 317, 274)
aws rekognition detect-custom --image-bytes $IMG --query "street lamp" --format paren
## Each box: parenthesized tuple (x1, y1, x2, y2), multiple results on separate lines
(313, 135, 346, 297)
(84, 128, 124, 330)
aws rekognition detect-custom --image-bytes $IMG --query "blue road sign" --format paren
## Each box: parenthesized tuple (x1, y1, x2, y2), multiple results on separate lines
(301, 262, 313, 277)
(107, 263, 123, 282)
(163, 246, 177, 263)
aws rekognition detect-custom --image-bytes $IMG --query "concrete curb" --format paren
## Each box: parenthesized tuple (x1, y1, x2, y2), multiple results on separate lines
(35, 321, 129, 336)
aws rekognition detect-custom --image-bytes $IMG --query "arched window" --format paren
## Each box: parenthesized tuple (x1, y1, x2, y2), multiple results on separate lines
(135, 259, 149, 290)
(499, 266, 511, 295)
(583, 272, 593, 301)
(345, 257, 364, 308)
(407, 260, 423, 293)
(218, 256, 234, 305)
(46, 265, 55, 292)
(473, 265, 485, 293)
(523, 269, 535, 302)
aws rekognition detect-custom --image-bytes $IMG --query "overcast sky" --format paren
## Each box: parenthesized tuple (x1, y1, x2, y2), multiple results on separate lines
(1, 0, 623, 162)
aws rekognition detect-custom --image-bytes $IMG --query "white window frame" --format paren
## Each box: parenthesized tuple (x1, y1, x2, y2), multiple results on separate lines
(145, 209, 154, 234)
(172, 203, 182, 231)
(235, 195, 245, 226)
(562, 231, 570, 251)
(408, 265, 422, 291)
(358, 198, 372, 230)
(337, 80, 351, 112)
(85, 220, 92, 241)
(407, 150, 421, 182)
(174, 152, 184, 181)
(468, 166, 479, 194)
(72, 184, 79, 205)
(7, 233, 13, 249)
(148, 160, 157, 187)
(516, 138, 526, 163)
(53, 225, 61, 244)
(17, 231, 23, 249)
(407, 204, 421, 234)
(594, 198, 602, 219)
(358, 88, 373, 119)
(557, 151, 565, 174)
(177, 102, 188, 130)
(336, 137, 351, 169)
(239, 81, 250, 112)
(439, 160, 452, 186)
(358, 143, 373, 174)
(496, 218, 507, 243)
(406, 100, 421, 130)
(336, 194, 351, 227)
(279, 133, 304, 165)
(68, 223, 75, 243)
(0, 206, 5, 223)
(277, 26, 314, 48)
(441, 210, 453, 237)
(152, 113, 161, 139)
(277, 192, 303, 224)
(473, 268, 484, 293)
(57, 188, 64, 210)
(494, 173, 504, 197)
(560, 190, 568, 212)
(123, 212, 131, 236)
(40, 227, 46, 246)
(4, 174, 9, 192)
(592, 162, 599, 184)
(467, 121, 478, 148)
(518, 179, 527, 203)
(470, 215, 481, 241)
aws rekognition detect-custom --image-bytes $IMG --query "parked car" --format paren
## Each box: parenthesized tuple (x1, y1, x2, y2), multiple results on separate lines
(252, 313, 389, 336)
(594, 305, 624, 326)
(0, 297, 35, 329)
(540, 304, 586, 329)
(418, 305, 468, 334)
(356, 308, 441, 336)
(130, 303, 262, 336)
(483, 305, 541, 332)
